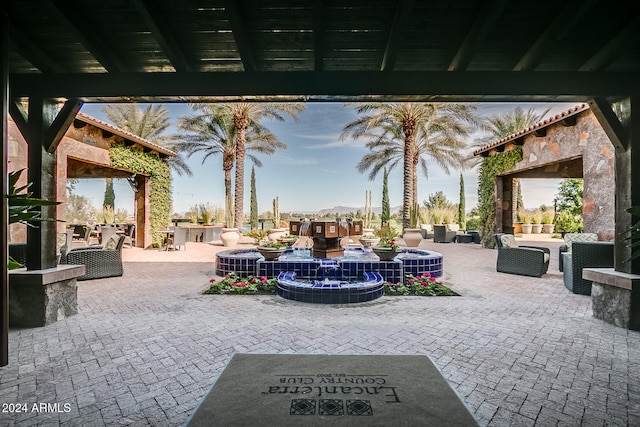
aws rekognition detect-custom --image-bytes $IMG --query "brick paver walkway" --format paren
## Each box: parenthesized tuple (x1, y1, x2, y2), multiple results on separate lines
(1, 238, 639, 426)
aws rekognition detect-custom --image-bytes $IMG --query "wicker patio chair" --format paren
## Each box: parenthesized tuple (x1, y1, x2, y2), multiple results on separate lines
(494, 234, 550, 277)
(60, 234, 125, 280)
(433, 225, 457, 243)
(558, 233, 598, 272)
(561, 241, 614, 295)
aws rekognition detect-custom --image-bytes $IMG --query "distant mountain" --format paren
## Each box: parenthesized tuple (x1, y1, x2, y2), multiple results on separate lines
(316, 205, 401, 215)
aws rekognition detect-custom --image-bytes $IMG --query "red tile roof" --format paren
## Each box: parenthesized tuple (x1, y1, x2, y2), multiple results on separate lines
(76, 111, 175, 157)
(473, 103, 590, 156)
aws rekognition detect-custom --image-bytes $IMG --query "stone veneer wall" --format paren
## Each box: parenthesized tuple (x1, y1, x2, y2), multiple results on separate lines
(507, 109, 615, 239)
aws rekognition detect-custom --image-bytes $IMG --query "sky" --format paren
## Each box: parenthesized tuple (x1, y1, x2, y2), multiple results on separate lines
(77, 101, 578, 216)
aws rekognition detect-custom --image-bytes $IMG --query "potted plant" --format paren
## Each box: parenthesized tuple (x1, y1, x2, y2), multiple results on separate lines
(221, 194, 240, 247)
(278, 234, 299, 246)
(403, 202, 423, 247)
(256, 240, 289, 260)
(520, 211, 533, 234)
(372, 238, 401, 261)
(542, 211, 555, 234)
(245, 229, 269, 245)
(531, 210, 543, 234)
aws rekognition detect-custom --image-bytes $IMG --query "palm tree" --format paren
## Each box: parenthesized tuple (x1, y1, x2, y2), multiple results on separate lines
(226, 103, 305, 230)
(342, 103, 477, 229)
(102, 103, 192, 176)
(173, 103, 290, 228)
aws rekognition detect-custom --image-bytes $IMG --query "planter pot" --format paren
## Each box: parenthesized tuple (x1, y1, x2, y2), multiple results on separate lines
(372, 247, 401, 261)
(403, 228, 423, 247)
(220, 228, 240, 247)
(513, 222, 523, 234)
(532, 224, 543, 234)
(278, 237, 298, 246)
(543, 224, 555, 234)
(521, 224, 533, 234)
(359, 237, 380, 248)
(257, 247, 287, 260)
(362, 228, 375, 235)
(267, 228, 288, 242)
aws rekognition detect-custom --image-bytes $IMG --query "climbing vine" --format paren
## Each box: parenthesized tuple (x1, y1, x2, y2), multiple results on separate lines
(477, 147, 522, 247)
(110, 144, 172, 247)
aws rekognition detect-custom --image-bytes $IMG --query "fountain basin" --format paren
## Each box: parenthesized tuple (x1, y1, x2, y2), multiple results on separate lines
(215, 247, 443, 284)
(276, 271, 385, 304)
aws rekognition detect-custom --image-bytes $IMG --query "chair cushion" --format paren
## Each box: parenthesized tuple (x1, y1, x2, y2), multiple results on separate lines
(544, 253, 550, 263)
(104, 235, 119, 250)
(447, 224, 460, 232)
(500, 234, 518, 248)
(564, 233, 597, 252)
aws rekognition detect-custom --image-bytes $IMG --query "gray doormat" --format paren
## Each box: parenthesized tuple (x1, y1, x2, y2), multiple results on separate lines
(185, 354, 478, 426)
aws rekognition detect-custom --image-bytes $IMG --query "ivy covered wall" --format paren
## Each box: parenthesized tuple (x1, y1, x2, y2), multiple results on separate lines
(110, 144, 172, 247)
(477, 147, 522, 247)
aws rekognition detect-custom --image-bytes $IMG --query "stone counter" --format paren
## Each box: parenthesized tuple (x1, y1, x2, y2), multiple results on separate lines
(583, 268, 640, 330)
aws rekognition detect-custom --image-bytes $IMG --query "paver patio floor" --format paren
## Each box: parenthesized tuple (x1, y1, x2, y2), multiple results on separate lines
(1, 237, 639, 426)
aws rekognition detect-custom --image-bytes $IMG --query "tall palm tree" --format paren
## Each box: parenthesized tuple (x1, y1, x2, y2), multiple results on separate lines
(342, 103, 477, 229)
(226, 103, 305, 230)
(102, 103, 192, 176)
(173, 103, 290, 227)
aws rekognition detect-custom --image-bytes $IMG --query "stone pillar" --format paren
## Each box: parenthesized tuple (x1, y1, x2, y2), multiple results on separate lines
(135, 175, 152, 248)
(494, 175, 504, 234)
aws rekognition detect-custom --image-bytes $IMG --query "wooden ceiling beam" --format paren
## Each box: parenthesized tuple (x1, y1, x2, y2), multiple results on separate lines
(42, 0, 128, 73)
(313, 0, 325, 71)
(131, 0, 193, 73)
(44, 98, 83, 153)
(8, 21, 66, 73)
(225, 0, 257, 72)
(514, 0, 597, 71)
(580, 17, 640, 71)
(588, 97, 628, 150)
(380, 0, 413, 72)
(9, 71, 640, 101)
(448, 0, 508, 72)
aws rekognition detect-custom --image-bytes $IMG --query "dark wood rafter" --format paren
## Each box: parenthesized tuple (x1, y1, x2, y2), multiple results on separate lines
(313, 0, 325, 71)
(7, 21, 66, 73)
(44, 98, 83, 153)
(131, 0, 193, 73)
(42, 0, 129, 73)
(513, 0, 597, 71)
(380, 0, 413, 72)
(448, 0, 508, 72)
(560, 116, 577, 127)
(8, 99, 28, 138)
(580, 16, 640, 71)
(9, 71, 640, 101)
(588, 97, 628, 151)
(225, 0, 257, 72)
(534, 128, 547, 137)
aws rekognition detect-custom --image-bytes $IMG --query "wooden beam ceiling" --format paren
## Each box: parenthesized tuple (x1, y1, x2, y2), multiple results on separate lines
(380, 0, 413, 72)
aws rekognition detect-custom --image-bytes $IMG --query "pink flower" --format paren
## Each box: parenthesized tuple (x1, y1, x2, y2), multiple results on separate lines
(224, 274, 230, 279)
(429, 277, 436, 282)
(420, 281, 428, 286)
(261, 277, 268, 283)
(209, 279, 216, 283)
(421, 273, 431, 278)
(232, 282, 246, 287)
(408, 279, 414, 284)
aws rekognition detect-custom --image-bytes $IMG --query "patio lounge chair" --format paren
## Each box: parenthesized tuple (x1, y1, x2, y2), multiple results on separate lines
(494, 234, 550, 277)
(433, 225, 457, 243)
(561, 241, 614, 295)
(558, 233, 598, 272)
(60, 234, 125, 280)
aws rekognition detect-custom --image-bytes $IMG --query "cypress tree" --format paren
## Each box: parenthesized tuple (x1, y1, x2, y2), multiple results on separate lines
(103, 178, 115, 209)
(250, 166, 258, 229)
(458, 173, 466, 229)
(381, 168, 390, 225)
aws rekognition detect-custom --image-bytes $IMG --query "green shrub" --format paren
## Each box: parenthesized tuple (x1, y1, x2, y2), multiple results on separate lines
(384, 273, 457, 296)
(554, 211, 582, 233)
(205, 272, 277, 295)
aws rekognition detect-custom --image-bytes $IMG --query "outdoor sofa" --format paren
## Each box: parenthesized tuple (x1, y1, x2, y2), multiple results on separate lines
(60, 234, 125, 280)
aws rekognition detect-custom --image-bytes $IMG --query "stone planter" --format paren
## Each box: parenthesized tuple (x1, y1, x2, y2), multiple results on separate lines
(402, 228, 423, 247)
(278, 237, 298, 246)
(257, 246, 287, 260)
(532, 224, 543, 234)
(542, 224, 555, 234)
(372, 247, 401, 261)
(220, 228, 241, 247)
(521, 224, 533, 234)
(267, 227, 288, 242)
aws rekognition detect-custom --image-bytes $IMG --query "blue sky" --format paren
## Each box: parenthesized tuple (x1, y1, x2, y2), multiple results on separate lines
(77, 102, 577, 216)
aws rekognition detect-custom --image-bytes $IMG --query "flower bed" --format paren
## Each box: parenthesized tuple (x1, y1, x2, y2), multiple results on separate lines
(205, 272, 456, 296)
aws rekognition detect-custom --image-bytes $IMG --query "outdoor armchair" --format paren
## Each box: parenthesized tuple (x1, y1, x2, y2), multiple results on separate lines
(558, 233, 598, 272)
(433, 225, 457, 243)
(60, 234, 125, 280)
(494, 234, 550, 277)
(562, 241, 614, 295)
